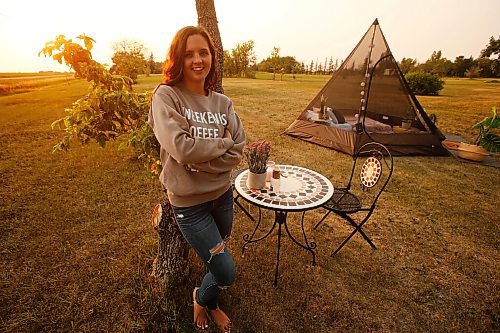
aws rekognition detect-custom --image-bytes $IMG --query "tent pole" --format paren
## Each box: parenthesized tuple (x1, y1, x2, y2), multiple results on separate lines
(362, 54, 393, 145)
(355, 23, 378, 153)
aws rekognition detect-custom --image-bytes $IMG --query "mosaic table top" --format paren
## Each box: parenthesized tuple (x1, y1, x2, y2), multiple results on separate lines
(234, 165, 334, 211)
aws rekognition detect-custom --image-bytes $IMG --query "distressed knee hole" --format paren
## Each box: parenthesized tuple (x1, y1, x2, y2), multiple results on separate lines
(211, 242, 225, 254)
(207, 242, 225, 263)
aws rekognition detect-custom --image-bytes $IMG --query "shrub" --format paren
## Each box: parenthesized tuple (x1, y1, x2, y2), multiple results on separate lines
(405, 72, 444, 96)
(40, 35, 160, 175)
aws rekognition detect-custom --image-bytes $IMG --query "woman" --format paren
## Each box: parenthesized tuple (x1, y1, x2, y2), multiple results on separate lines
(148, 26, 246, 333)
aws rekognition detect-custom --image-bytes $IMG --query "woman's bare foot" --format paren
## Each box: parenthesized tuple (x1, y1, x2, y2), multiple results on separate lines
(209, 307, 231, 333)
(193, 288, 209, 330)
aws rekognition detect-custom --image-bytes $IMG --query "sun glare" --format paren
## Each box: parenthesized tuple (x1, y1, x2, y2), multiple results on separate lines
(0, 0, 499, 72)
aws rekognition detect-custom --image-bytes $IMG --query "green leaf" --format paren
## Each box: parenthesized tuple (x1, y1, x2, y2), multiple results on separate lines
(490, 116, 500, 129)
(53, 53, 63, 64)
(118, 141, 129, 150)
(51, 118, 66, 130)
(77, 34, 95, 52)
(480, 133, 500, 152)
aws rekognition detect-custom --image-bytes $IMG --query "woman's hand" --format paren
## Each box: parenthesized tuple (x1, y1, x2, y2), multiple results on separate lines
(223, 128, 232, 140)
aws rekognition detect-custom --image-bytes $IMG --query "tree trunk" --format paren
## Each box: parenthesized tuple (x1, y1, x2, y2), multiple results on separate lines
(196, 0, 224, 94)
(150, 201, 190, 286)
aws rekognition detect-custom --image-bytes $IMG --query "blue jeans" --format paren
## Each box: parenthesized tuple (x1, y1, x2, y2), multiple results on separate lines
(172, 187, 236, 310)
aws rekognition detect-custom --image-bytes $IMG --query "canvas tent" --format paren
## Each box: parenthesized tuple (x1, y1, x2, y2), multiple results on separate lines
(285, 19, 449, 156)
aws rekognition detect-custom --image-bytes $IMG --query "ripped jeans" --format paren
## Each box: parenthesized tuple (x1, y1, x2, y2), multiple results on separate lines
(172, 187, 236, 310)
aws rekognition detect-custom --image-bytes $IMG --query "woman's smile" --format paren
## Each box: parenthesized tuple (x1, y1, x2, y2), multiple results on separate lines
(183, 34, 212, 94)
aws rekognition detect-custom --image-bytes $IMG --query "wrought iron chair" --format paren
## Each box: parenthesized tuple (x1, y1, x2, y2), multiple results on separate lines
(314, 142, 394, 256)
(231, 168, 256, 222)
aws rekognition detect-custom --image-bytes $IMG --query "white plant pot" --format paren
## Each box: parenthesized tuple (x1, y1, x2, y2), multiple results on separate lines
(247, 171, 267, 190)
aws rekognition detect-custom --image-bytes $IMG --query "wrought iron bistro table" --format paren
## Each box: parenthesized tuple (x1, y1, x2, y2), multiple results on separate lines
(234, 165, 334, 287)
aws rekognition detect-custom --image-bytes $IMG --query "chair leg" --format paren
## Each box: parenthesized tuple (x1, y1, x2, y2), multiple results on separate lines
(354, 225, 376, 249)
(347, 216, 377, 250)
(331, 215, 376, 256)
(331, 229, 357, 256)
(313, 210, 331, 230)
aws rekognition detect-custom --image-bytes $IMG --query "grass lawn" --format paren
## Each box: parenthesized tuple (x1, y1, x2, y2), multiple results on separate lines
(1, 74, 499, 332)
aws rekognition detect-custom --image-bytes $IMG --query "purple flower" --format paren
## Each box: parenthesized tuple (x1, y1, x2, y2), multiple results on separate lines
(244, 140, 271, 174)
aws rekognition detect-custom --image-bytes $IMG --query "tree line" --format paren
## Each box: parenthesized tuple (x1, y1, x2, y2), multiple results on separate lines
(109, 39, 341, 81)
(398, 36, 499, 78)
(110, 35, 499, 82)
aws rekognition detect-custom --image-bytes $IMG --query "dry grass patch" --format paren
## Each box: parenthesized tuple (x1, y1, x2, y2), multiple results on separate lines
(0, 73, 75, 96)
(1, 75, 498, 333)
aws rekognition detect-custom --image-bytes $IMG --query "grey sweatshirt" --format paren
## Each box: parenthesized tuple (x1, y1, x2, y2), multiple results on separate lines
(148, 84, 246, 207)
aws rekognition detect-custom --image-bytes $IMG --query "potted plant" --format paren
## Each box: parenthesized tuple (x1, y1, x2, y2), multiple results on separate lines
(457, 106, 499, 161)
(244, 140, 271, 189)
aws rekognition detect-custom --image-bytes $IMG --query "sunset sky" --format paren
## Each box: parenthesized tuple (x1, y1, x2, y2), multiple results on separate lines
(1, 0, 499, 73)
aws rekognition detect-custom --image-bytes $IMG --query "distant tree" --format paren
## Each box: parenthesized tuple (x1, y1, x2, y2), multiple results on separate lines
(451, 56, 474, 77)
(328, 57, 334, 74)
(480, 36, 500, 59)
(223, 50, 235, 77)
(153, 61, 163, 74)
(256, 55, 300, 75)
(465, 65, 482, 79)
(280, 56, 300, 74)
(300, 61, 306, 74)
(417, 50, 453, 76)
(270, 47, 280, 80)
(476, 57, 499, 78)
(256, 59, 271, 73)
(231, 40, 256, 77)
(110, 39, 147, 83)
(223, 41, 256, 78)
(309, 60, 314, 74)
(146, 52, 154, 76)
(399, 57, 417, 75)
(477, 36, 500, 78)
(146, 53, 163, 75)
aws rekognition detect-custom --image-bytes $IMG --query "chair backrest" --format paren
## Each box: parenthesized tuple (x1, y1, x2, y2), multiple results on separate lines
(345, 142, 394, 210)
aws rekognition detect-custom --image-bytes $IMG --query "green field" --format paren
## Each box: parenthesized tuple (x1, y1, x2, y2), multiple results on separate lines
(1, 74, 499, 332)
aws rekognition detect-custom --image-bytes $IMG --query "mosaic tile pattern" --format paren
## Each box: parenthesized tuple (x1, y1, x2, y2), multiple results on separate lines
(360, 156, 382, 188)
(235, 165, 334, 211)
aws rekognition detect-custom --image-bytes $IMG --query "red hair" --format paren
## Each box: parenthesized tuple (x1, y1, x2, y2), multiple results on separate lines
(162, 26, 217, 91)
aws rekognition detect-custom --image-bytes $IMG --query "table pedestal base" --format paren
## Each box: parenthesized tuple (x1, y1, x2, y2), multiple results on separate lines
(242, 210, 317, 288)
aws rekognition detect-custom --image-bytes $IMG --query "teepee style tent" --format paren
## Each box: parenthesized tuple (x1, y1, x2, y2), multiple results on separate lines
(285, 19, 449, 156)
